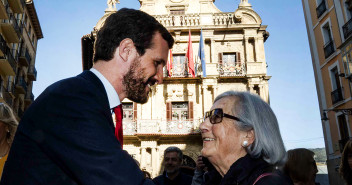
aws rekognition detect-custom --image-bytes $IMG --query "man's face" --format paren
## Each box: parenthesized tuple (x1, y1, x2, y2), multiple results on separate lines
(123, 32, 169, 104)
(164, 151, 182, 174)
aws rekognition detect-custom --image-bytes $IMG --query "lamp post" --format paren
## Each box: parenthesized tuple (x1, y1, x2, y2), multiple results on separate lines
(321, 108, 352, 121)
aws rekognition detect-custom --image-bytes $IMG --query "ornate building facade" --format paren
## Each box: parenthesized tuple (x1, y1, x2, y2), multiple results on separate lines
(0, 0, 43, 120)
(82, 0, 270, 177)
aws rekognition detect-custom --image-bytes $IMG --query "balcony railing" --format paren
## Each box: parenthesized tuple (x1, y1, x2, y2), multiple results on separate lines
(15, 77, 27, 94)
(2, 14, 22, 39)
(324, 40, 335, 58)
(27, 65, 37, 81)
(343, 18, 352, 39)
(331, 87, 344, 104)
(123, 119, 202, 135)
(19, 47, 31, 66)
(218, 62, 246, 77)
(0, 34, 6, 56)
(6, 80, 15, 95)
(316, 0, 327, 18)
(0, 45, 17, 73)
(155, 13, 235, 28)
(339, 137, 352, 153)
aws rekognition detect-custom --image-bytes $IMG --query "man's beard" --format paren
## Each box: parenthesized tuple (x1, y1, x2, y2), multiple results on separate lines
(123, 59, 151, 104)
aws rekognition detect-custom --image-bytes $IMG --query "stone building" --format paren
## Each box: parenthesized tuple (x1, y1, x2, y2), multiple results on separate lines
(82, 0, 270, 177)
(0, 0, 43, 120)
(302, 0, 352, 184)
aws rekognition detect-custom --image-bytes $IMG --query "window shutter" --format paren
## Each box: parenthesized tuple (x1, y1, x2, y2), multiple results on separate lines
(133, 102, 137, 120)
(218, 53, 223, 64)
(236, 52, 241, 64)
(188, 101, 193, 120)
(166, 102, 172, 121)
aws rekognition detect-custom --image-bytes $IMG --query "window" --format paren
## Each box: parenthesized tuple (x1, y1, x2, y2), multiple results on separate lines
(122, 103, 134, 121)
(166, 101, 193, 121)
(218, 52, 243, 76)
(316, 0, 327, 18)
(322, 22, 335, 58)
(172, 54, 187, 77)
(23, 14, 27, 27)
(338, 114, 350, 152)
(342, 44, 352, 77)
(28, 25, 31, 36)
(330, 67, 343, 104)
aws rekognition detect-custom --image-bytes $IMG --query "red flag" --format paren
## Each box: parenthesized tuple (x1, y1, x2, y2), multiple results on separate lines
(186, 30, 195, 77)
(167, 49, 173, 77)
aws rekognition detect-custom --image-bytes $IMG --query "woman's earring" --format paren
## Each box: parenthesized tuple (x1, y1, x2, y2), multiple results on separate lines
(242, 140, 248, 147)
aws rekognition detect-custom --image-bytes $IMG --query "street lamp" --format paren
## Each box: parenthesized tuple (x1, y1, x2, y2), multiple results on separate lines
(321, 108, 352, 121)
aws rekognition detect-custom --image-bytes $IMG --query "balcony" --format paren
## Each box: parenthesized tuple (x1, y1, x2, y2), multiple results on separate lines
(331, 87, 344, 105)
(123, 119, 202, 135)
(24, 92, 34, 105)
(316, 0, 327, 18)
(0, 0, 9, 19)
(0, 14, 22, 43)
(218, 62, 246, 77)
(324, 40, 335, 58)
(343, 18, 352, 40)
(27, 65, 37, 81)
(0, 34, 6, 57)
(0, 84, 5, 103)
(18, 47, 31, 66)
(8, 0, 24, 13)
(0, 45, 17, 76)
(15, 77, 27, 94)
(339, 137, 352, 153)
(155, 13, 234, 28)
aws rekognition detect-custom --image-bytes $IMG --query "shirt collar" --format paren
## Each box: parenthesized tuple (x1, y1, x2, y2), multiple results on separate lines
(90, 68, 120, 109)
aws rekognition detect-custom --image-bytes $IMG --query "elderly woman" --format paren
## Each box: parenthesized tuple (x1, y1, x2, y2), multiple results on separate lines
(283, 148, 319, 185)
(0, 103, 18, 177)
(199, 91, 291, 185)
(339, 140, 352, 185)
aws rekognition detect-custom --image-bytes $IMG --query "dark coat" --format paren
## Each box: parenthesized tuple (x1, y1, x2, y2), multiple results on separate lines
(0, 71, 152, 185)
(153, 171, 192, 185)
(204, 154, 293, 185)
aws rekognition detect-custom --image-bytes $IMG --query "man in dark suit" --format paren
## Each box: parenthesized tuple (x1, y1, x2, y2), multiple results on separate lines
(1, 8, 174, 185)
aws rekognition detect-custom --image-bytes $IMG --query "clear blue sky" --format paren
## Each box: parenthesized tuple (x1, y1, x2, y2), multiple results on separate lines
(32, 0, 324, 150)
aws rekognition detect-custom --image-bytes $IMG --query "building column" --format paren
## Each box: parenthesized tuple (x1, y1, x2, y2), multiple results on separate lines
(140, 147, 147, 169)
(244, 37, 249, 63)
(254, 37, 259, 62)
(210, 39, 215, 63)
(151, 147, 157, 177)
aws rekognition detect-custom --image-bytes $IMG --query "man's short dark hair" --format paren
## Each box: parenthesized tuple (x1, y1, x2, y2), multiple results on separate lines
(164, 146, 183, 161)
(93, 8, 174, 63)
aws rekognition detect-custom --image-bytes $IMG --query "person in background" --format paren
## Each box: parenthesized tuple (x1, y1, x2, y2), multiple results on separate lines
(0, 103, 18, 178)
(283, 148, 319, 185)
(1, 8, 173, 185)
(153, 146, 192, 185)
(200, 91, 292, 185)
(339, 140, 352, 185)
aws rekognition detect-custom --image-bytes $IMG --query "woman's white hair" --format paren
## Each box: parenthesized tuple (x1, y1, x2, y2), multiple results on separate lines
(214, 91, 286, 165)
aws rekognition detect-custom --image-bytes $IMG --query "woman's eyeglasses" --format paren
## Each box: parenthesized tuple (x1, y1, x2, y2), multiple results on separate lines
(204, 108, 244, 124)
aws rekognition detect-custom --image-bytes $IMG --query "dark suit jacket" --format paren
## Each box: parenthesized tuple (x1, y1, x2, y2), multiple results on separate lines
(1, 71, 152, 185)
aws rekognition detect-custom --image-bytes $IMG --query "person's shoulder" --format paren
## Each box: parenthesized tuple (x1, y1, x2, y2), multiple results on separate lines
(180, 172, 193, 184)
(152, 174, 164, 183)
(254, 172, 293, 185)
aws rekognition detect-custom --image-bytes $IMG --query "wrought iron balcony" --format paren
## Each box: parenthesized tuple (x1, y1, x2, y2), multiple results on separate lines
(331, 87, 343, 104)
(25, 92, 34, 105)
(19, 47, 31, 66)
(0, 34, 6, 56)
(6, 80, 15, 95)
(123, 119, 202, 135)
(324, 40, 335, 58)
(339, 137, 352, 153)
(0, 45, 17, 75)
(218, 62, 246, 77)
(15, 77, 27, 94)
(27, 65, 37, 81)
(343, 18, 352, 40)
(316, 1, 327, 18)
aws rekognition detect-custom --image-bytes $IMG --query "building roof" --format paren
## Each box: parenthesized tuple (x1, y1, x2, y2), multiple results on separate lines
(26, 0, 43, 39)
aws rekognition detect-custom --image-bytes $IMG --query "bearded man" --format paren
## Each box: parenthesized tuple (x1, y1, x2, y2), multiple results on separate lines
(1, 8, 174, 185)
(153, 147, 192, 185)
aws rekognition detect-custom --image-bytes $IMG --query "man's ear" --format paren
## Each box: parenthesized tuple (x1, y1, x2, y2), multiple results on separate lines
(118, 38, 135, 62)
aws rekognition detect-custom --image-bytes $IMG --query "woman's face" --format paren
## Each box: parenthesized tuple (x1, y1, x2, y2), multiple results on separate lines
(200, 96, 248, 165)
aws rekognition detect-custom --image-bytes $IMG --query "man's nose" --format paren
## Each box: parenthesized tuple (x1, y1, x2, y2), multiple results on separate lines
(154, 67, 163, 84)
